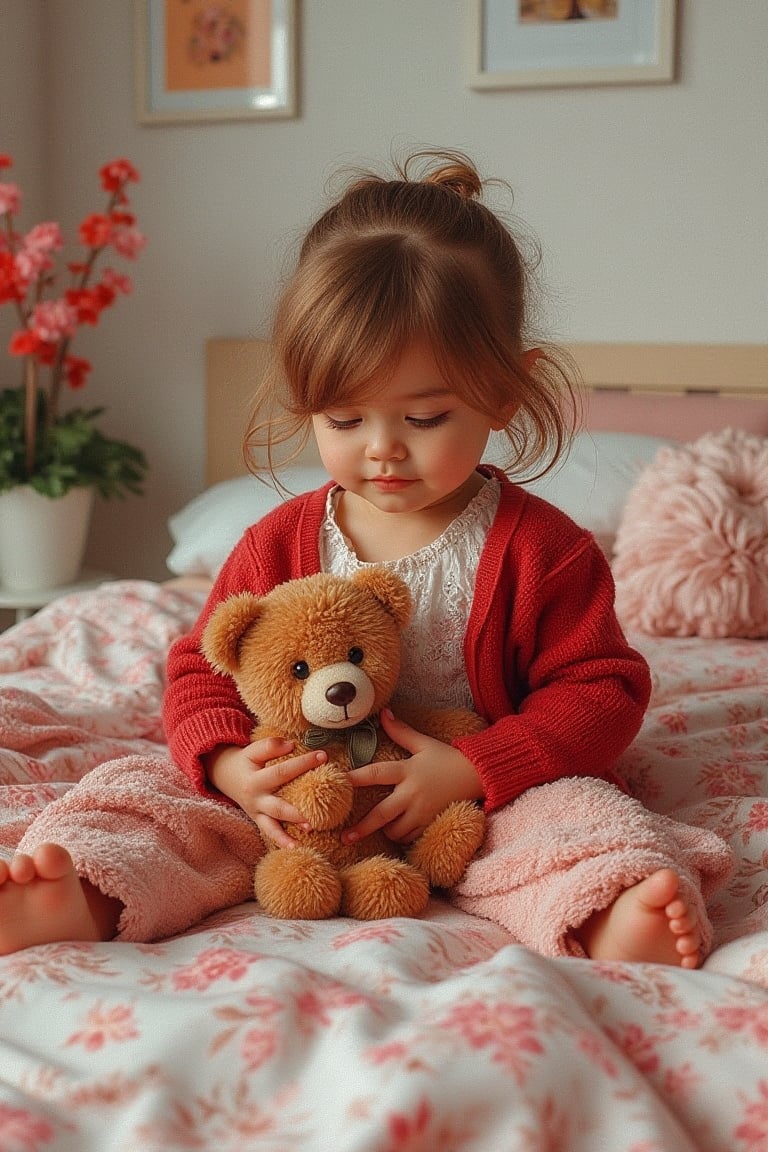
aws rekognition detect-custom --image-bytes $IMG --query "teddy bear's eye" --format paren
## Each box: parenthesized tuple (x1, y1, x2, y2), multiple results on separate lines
(291, 660, 310, 680)
(348, 647, 364, 665)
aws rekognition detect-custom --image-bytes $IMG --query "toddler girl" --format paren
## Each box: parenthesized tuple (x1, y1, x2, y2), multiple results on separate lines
(0, 151, 731, 962)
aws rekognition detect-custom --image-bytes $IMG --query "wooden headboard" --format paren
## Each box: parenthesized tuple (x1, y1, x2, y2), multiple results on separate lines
(206, 340, 768, 485)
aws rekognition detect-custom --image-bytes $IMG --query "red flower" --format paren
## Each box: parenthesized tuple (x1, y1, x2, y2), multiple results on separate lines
(66, 286, 105, 325)
(111, 227, 146, 260)
(99, 158, 140, 193)
(64, 355, 92, 389)
(102, 268, 132, 295)
(95, 282, 117, 310)
(30, 299, 78, 342)
(1, 153, 144, 413)
(110, 209, 136, 228)
(78, 212, 113, 248)
(0, 181, 21, 216)
(0, 251, 24, 304)
(9, 329, 42, 356)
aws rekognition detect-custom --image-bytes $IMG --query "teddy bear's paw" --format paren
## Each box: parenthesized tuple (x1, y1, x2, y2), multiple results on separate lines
(339, 856, 430, 920)
(292, 762, 354, 830)
(407, 801, 486, 889)
(254, 846, 342, 919)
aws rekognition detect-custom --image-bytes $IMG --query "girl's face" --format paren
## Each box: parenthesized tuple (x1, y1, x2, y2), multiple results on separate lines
(311, 340, 506, 517)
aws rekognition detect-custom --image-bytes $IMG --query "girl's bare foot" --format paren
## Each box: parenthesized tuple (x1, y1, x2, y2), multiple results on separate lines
(575, 869, 702, 969)
(0, 843, 122, 955)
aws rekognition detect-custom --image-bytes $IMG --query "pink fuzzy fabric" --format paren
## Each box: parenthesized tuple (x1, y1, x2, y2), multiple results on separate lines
(613, 428, 768, 638)
(17, 756, 263, 943)
(452, 776, 732, 958)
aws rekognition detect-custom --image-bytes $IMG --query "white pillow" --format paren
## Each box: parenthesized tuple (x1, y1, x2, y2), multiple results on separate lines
(166, 467, 330, 578)
(484, 430, 672, 554)
(167, 432, 671, 578)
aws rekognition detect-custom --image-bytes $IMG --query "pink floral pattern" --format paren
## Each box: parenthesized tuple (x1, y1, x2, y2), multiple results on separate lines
(0, 582, 766, 1150)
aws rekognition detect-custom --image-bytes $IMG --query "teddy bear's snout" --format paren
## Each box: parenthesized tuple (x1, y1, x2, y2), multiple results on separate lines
(325, 681, 356, 709)
(300, 661, 377, 728)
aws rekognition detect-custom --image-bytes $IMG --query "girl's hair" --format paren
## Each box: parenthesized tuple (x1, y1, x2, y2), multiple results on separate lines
(245, 149, 580, 479)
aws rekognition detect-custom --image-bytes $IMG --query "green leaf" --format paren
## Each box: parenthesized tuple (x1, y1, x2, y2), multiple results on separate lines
(0, 389, 148, 500)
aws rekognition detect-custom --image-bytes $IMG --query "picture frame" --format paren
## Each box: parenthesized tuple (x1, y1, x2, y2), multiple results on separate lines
(469, 0, 676, 90)
(134, 0, 298, 124)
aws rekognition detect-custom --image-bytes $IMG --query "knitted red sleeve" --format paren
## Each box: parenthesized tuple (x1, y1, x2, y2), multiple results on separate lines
(163, 489, 327, 798)
(456, 530, 651, 813)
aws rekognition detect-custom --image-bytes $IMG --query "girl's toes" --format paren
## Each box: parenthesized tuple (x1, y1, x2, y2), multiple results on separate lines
(669, 911, 696, 935)
(31, 843, 75, 881)
(665, 897, 688, 920)
(8, 853, 36, 884)
(672, 926, 704, 963)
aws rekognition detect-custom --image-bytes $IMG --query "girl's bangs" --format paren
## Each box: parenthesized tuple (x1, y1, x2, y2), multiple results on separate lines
(291, 303, 422, 415)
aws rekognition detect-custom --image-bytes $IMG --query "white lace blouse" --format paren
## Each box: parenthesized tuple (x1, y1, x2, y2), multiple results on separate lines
(318, 477, 501, 711)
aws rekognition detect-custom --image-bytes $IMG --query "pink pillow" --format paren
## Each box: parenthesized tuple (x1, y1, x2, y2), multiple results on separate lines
(613, 428, 768, 638)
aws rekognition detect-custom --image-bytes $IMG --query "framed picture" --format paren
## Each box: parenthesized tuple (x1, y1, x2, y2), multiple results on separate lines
(469, 0, 676, 90)
(134, 0, 297, 123)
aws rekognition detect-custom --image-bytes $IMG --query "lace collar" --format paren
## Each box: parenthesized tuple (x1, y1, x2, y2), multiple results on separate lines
(323, 477, 501, 571)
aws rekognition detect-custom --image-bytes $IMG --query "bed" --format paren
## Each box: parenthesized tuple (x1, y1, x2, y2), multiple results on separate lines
(1, 341, 767, 1152)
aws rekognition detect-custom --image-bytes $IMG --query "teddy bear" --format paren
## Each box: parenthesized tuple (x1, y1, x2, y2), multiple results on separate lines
(201, 568, 486, 921)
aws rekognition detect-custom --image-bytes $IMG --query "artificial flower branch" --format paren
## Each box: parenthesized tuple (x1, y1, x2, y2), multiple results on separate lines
(0, 156, 148, 499)
(0, 155, 146, 477)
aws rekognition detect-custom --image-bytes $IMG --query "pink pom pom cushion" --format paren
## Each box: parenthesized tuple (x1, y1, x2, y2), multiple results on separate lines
(613, 428, 768, 638)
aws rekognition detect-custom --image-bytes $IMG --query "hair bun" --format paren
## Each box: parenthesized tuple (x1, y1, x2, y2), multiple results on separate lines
(426, 159, 483, 201)
(401, 149, 483, 200)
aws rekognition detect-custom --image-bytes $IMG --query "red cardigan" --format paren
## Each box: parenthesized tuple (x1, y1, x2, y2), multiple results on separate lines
(163, 470, 651, 813)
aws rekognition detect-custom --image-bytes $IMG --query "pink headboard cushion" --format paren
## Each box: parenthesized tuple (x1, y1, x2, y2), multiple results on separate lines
(586, 391, 768, 440)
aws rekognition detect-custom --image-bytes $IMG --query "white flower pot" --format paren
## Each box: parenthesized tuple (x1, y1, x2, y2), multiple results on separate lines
(0, 485, 95, 592)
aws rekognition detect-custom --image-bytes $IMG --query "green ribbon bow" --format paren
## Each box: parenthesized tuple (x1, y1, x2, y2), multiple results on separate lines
(302, 717, 379, 769)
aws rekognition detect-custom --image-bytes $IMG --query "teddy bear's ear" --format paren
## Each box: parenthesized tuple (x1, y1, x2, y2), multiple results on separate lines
(351, 568, 412, 629)
(201, 593, 264, 675)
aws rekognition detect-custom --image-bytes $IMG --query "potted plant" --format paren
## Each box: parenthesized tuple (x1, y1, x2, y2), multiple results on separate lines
(0, 155, 148, 591)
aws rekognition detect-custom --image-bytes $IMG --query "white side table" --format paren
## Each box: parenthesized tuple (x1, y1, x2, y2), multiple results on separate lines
(0, 569, 115, 626)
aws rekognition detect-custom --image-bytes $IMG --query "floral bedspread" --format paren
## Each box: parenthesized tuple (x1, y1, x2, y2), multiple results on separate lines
(0, 580, 766, 1152)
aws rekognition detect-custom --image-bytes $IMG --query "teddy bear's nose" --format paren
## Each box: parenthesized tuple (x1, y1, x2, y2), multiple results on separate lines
(325, 681, 356, 708)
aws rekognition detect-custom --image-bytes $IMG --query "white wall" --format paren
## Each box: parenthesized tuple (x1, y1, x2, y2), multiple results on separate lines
(2, 1, 767, 580)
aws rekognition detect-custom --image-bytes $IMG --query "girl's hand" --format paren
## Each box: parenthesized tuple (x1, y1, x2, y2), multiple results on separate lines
(341, 709, 483, 845)
(205, 738, 326, 848)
